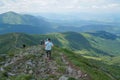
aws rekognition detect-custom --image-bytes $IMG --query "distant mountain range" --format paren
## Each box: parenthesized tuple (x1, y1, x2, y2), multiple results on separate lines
(0, 11, 120, 34)
(0, 11, 54, 34)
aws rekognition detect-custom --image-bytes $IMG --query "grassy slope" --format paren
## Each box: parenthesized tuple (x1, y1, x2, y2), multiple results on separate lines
(1, 32, 119, 57)
(81, 32, 120, 65)
(55, 47, 120, 80)
(81, 32, 120, 56)
(0, 32, 120, 80)
(34, 32, 110, 56)
(0, 33, 38, 54)
(1, 45, 119, 80)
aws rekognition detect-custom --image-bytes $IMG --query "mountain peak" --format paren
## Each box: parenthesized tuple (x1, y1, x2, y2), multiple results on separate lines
(0, 11, 23, 25)
(2, 11, 19, 15)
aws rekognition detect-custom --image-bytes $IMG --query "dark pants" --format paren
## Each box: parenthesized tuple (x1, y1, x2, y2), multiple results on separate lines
(46, 50, 51, 59)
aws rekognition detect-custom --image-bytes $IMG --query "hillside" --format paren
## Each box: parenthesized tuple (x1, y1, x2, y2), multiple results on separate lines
(0, 32, 120, 79)
(0, 12, 53, 34)
(0, 32, 110, 56)
(0, 45, 120, 80)
(0, 33, 39, 54)
(1, 31, 120, 56)
(81, 31, 120, 65)
(0, 46, 91, 80)
(0, 11, 48, 26)
(82, 31, 120, 56)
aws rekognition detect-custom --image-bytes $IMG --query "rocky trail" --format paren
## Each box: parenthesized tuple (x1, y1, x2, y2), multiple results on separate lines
(0, 45, 90, 80)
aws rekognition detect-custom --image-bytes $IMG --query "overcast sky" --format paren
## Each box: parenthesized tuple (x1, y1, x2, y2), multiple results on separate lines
(0, 0, 120, 14)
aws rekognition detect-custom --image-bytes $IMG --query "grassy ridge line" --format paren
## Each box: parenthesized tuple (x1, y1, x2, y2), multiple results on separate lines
(81, 32, 120, 65)
(54, 47, 119, 80)
(81, 32, 120, 56)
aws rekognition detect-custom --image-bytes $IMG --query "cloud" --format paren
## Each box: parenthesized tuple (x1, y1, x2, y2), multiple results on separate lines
(0, 3, 3, 7)
(0, 0, 120, 13)
(0, 1, 4, 7)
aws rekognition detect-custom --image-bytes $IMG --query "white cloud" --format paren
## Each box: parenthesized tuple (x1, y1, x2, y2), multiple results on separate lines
(0, 0, 120, 13)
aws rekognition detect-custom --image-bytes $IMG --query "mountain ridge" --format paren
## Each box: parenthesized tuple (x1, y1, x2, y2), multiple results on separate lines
(0, 32, 120, 80)
(1, 45, 119, 80)
(0, 45, 91, 80)
(1, 31, 120, 56)
(0, 11, 54, 34)
(1, 11, 120, 34)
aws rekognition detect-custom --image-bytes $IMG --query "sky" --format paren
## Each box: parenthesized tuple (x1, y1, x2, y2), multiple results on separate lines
(0, 0, 120, 14)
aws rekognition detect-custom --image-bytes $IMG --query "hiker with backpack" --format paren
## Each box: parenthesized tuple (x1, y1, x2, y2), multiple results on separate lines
(40, 40, 45, 45)
(44, 38, 54, 60)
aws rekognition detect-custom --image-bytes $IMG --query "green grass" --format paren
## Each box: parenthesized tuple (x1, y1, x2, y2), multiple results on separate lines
(82, 32, 120, 56)
(60, 48, 120, 80)
(82, 32, 120, 65)
(0, 32, 120, 80)
(9, 74, 33, 80)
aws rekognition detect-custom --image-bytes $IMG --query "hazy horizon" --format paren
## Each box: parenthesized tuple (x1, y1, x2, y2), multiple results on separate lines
(0, 0, 120, 22)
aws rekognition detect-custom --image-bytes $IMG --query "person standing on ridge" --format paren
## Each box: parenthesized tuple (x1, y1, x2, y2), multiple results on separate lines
(44, 38, 54, 60)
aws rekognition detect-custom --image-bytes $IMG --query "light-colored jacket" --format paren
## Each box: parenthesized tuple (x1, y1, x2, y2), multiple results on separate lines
(45, 41, 53, 50)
